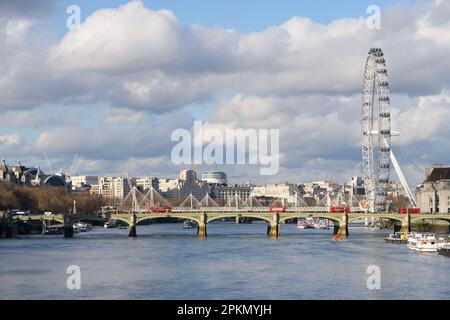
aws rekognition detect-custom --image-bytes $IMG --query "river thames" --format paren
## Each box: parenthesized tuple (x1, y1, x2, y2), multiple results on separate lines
(1, 222, 449, 300)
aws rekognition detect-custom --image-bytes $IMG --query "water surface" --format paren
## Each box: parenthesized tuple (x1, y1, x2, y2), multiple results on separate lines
(1, 222, 449, 300)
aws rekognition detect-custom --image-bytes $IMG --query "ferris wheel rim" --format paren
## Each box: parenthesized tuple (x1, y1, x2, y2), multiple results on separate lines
(361, 48, 392, 213)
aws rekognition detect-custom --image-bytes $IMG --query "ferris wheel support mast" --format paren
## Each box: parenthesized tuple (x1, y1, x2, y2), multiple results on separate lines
(390, 149, 417, 208)
(378, 133, 418, 208)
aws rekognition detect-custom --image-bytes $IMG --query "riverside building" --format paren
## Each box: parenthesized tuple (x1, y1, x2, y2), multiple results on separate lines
(416, 164, 450, 214)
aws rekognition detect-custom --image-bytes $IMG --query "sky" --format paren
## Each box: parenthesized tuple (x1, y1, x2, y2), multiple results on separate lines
(0, 0, 449, 185)
(52, 0, 416, 33)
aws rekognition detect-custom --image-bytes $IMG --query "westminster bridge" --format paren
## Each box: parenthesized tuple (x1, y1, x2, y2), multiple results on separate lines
(3, 208, 450, 238)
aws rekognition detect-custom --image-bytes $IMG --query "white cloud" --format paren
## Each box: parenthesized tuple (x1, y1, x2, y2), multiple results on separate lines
(1, 0, 449, 184)
(50, 1, 181, 73)
(103, 107, 143, 125)
(3, 19, 33, 42)
(42, 0, 450, 113)
(394, 91, 450, 145)
(0, 133, 22, 146)
(34, 111, 194, 160)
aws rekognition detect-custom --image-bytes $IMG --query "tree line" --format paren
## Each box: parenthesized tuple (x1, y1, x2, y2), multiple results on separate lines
(0, 182, 105, 214)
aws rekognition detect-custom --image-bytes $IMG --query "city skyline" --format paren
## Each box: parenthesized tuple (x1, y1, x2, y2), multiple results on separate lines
(1, 0, 449, 186)
(0, 156, 366, 186)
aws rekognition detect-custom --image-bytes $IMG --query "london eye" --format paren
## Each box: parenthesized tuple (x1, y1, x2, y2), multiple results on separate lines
(361, 48, 392, 213)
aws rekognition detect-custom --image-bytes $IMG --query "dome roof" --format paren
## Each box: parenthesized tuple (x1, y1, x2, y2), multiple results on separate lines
(24, 168, 38, 176)
(44, 175, 66, 187)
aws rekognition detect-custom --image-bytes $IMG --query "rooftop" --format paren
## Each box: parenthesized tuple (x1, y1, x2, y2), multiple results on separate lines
(425, 167, 450, 182)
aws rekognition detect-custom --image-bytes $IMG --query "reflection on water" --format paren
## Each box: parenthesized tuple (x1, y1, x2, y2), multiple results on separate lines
(0, 222, 449, 300)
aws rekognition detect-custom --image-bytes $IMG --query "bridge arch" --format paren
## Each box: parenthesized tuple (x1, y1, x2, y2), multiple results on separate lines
(279, 215, 340, 225)
(410, 216, 450, 224)
(207, 214, 272, 225)
(51, 218, 64, 224)
(109, 217, 132, 226)
(70, 216, 106, 224)
(347, 215, 404, 224)
(136, 215, 202, 226)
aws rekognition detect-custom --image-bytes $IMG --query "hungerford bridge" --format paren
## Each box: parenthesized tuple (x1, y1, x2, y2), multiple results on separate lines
(5, 207, 450, 239)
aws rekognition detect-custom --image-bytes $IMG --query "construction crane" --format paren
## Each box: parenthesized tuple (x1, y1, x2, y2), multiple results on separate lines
(43, 152, 53, 173)
(67, 154, 78, 177)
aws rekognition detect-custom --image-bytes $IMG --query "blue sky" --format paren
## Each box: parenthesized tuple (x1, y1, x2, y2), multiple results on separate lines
(54, 0, 415, 34)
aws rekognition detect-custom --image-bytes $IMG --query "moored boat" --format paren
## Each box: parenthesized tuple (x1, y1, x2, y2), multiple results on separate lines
(183, 220, 196, 229)
(73, 222, 92, 232)
(104, 220, 117, 229)
(313, 219, 329, 230)
(407, 233, 438, 252)
(44, 226, 63, 235)
(438, 243, 450, 256)
(384, 232, 411, 244)
(297, 219, 314, 229)
(72, 224, 80, 233)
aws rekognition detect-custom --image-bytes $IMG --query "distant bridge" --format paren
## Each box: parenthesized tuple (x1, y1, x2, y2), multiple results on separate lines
(5, 209, 450, 238)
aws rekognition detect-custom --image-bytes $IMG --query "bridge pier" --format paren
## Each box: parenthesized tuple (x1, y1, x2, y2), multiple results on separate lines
(197, 224, 207, 238)
(399, 214, 411, 233)
(268, 224, 280, 238)
(63, 215, 73, 238)
(41, 218, 47, 235)
(333, 214, 349, 237)
(268, 214, 280, 238)
(197, 213, 207, 238)
(128, 213, 137, 237)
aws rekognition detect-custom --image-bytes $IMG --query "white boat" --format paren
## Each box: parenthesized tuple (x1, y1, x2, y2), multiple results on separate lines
(297, 219, 314, 229)
(104, 220, 117, 229)
(75, 222, 92, 232)
(437, 242, 450, 256)
(44, 227, 63, 235)
(407, 233, 438, 252)
(183, 220, 196, 229)
(72, 224, 80, 233)
(313, 219, 329, 230)
(385, 232, 411, 244)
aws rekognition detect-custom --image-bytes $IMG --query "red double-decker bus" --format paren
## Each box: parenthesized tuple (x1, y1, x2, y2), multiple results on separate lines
(151, 205, 172, 214)
(269, 206, 286, 213)
(330, 207, 350, 214)
(400, 208, 420, 214)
